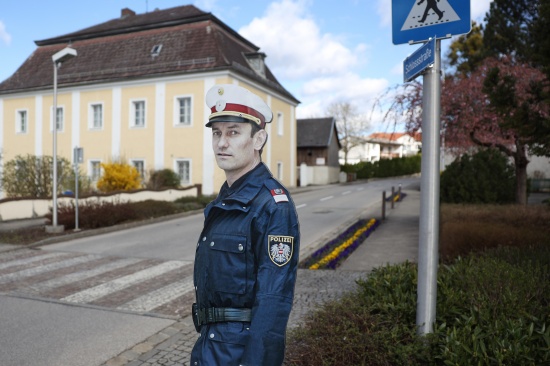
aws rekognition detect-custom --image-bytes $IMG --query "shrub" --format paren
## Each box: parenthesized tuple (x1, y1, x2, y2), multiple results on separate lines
(286, 245, 550, 365)
(147, 169, 181, 189)
(440, 148, 515, 204)
(1, 154, 72, 198)
(96, 162, 141, 192)
(341, 155, 421, 180)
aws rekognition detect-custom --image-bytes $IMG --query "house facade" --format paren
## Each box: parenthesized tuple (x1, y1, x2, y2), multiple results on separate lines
(297, 117, 341, 185)
(340, 132, 421, 165)
(0, 5, 299, 196)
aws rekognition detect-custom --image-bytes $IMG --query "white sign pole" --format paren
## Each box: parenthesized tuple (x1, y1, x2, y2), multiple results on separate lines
(416, 39, 441, 335)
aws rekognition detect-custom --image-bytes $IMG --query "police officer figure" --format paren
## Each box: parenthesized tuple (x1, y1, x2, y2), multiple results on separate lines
(191, 84, 300, 365)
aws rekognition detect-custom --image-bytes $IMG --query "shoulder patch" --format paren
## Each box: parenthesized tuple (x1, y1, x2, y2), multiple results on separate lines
(268, 235, 294, 267)
(270, 188, 289, 203)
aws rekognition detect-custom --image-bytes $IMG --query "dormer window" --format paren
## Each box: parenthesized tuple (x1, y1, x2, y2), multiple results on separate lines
(245, 52, 266, 78)
(151, 44, 163, 57)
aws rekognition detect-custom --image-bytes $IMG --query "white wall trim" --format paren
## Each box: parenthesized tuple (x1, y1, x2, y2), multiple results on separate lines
(35, 96, 43, 156)
(71, 91, 80, 160)
(155, 82, 166, 170)
(203, 78, 216, 195)
(111, 87, 121, 160)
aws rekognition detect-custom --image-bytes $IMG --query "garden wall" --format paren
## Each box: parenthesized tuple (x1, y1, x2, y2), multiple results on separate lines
(0, 185, 200, 222)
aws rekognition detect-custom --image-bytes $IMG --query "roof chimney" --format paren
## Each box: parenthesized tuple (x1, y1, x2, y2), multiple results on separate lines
(121, 8, 136, 18)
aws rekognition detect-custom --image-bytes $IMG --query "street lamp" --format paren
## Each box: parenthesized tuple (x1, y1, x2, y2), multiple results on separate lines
(47, 47, 77, 234)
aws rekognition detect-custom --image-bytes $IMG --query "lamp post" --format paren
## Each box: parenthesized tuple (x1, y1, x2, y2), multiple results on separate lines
(47, 47, 77, 234)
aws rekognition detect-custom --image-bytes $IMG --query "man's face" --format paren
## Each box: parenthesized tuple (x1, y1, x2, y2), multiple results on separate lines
(211, 122, 262, 182)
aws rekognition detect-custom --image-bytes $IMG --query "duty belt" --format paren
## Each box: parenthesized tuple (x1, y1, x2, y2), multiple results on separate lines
(192, 303, 252, 332)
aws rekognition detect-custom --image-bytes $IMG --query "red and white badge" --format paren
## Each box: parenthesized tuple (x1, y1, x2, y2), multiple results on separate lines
(270, 188, 288, 203)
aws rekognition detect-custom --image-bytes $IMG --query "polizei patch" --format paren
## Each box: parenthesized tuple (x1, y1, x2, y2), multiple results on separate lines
(268, 235, 294, 267)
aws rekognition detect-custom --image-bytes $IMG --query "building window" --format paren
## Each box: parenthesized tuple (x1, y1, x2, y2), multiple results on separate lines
(175, 96, 192, 126)
(175, 159, 191, 185)
(131, 159, 145, 180)
(90, 103, 103, 129)
(90, 160, 102, 182)
(51, 106, 64, 132)
(277, 162, 283, 181)
(277, 112, 284, 136)
(16, 110, 28, 133)
(131, 100, 146, 127)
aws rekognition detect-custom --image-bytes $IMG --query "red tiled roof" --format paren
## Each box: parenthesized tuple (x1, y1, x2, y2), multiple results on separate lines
(0, 5, 297, 103)
(368, 132, 422, 142)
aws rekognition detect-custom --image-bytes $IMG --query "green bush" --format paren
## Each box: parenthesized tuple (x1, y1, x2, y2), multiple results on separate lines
(341, 155, 421, 180)
(440, 148, 515, 204)
(147, 169, 181, 189)
(285, 245, 550, 365)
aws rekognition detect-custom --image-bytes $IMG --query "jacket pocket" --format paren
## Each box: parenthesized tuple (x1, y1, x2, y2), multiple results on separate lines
(208, 233, 247, 294)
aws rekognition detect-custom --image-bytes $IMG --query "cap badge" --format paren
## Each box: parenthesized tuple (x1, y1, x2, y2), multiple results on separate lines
(215, 100, 226, 112)
(217, 87, 224, 96)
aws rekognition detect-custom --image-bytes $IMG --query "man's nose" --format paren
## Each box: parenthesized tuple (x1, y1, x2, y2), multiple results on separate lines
(217, 134, 229, 148)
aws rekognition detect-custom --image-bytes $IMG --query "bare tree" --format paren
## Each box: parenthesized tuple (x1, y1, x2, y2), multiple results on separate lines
(327, 102, 370, 165)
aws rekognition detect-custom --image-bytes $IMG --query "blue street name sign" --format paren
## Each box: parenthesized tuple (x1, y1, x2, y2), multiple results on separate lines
(392, 0, 471, 45)
(403, 37, 435, 82)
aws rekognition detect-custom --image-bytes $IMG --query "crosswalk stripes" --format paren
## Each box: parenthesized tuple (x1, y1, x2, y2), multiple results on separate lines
(0, 248, 194, 319)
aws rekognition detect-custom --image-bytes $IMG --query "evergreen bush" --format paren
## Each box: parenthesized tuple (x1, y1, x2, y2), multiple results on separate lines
(147, 169, 181, 189)
(440, 148, 515, 204)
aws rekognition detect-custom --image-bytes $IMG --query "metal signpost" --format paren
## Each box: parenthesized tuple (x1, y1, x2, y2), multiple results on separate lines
(392, 0, 471, 335)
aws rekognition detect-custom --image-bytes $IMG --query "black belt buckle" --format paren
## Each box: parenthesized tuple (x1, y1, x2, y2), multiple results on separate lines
(192, 303, 201, 332)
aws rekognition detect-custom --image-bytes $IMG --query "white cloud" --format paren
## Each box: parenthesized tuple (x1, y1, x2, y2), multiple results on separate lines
(376, 0, 392, 27)
(471, 0, 493, 22)
(0, 21, 12, 46)
(239, 0, 361, 80)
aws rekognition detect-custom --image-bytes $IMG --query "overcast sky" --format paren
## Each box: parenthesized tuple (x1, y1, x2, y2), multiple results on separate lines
(0, 0, 492, 131)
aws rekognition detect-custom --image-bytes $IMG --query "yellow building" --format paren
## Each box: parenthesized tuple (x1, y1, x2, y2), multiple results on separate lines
(0, 5, 299, 196)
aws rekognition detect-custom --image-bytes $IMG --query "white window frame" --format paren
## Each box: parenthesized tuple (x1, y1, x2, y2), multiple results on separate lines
(50, 106, 64, 132)
(130, 159, 146, 181)
(89, 102, 104, 130)
(16, 109, 28, 134)
(89, 160, 102, 182)
(130, 99, 146, 128)
(175, 159, 192, 186)
(173, 95, 193, 127)
(277, 112, 284, 136)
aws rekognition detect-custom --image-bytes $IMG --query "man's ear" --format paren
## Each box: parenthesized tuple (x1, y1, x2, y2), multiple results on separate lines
(254, 129, 268, 151)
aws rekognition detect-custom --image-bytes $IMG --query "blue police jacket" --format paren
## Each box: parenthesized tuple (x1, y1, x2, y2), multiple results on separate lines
(191, 163, 300, 366)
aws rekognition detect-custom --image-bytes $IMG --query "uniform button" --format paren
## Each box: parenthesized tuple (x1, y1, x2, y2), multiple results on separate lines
(243, 206, 246, 209)
(209, 333, 215, 339)
(238, 244, 244, 251)
(202, 237, 206, 241)
(222, 203, 226, 206)
(210, 241, 215, 247)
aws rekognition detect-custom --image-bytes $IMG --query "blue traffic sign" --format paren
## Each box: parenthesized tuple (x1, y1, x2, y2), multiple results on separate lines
(403, 37, 435, 82)
(392, 0, 471, 45)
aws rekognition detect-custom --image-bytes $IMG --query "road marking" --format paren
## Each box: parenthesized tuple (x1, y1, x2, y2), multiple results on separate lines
(118, 275, 194, 312)
(0, 254, 100, 284)
(296, 203, 307, 209)
(27, 257, 144, 294)
(320, 196, 334, 202)
(356, 187, 364, 191)
(61, 260, 185, 304)
(0, 252, 69, 271)
(342, 191, 351, 196)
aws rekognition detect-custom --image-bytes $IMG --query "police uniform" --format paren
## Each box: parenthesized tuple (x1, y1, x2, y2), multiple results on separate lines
(191, 84, 300, 366)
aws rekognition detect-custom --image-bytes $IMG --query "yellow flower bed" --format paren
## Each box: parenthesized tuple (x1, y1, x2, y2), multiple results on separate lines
(309, 218, 378, 270)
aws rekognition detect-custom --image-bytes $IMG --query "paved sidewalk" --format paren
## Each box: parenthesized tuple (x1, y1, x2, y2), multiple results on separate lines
(102, 185, 421, 366)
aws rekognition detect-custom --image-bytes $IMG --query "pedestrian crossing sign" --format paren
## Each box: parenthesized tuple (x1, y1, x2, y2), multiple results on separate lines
(392, 0, 471, 45)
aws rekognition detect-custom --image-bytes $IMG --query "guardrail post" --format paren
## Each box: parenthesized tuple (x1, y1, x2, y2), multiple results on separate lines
(391, 186, 395, 209)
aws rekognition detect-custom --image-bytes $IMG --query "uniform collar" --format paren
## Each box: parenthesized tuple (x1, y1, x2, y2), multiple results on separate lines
(219, 163, 271, 205)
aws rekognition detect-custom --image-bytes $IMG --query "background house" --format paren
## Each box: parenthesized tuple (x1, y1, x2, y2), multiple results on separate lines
(0, 5, 299, 197)
(340, 132, 421, 165)
(297, 117, 341, 186)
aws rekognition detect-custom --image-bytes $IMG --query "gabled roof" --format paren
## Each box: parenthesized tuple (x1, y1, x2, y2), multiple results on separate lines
(297, 117, 341, 148)
(0, 5, 298, 103)
(368, 132, 422, 142)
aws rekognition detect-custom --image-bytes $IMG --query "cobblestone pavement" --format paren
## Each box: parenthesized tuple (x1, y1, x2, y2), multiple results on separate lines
(102, 269, 370, 366)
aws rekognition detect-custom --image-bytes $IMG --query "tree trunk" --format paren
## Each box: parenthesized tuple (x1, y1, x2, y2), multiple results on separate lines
(514, 145, 529, 205)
